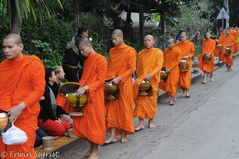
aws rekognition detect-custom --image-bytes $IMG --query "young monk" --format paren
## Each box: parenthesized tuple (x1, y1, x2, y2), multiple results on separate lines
(134, 35, 163, 131)
(160, 38, 181, 105)
(0, 34, 45, 159)
(198, 32, 216, 83)
(105, 29, 136, 144)
(57, 38, 107, 159)
(221, 28, 235, 71)
(176, 32, 195, 98)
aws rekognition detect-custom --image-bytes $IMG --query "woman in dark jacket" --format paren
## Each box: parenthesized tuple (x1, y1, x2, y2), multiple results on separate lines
(38, 68, 70, 136)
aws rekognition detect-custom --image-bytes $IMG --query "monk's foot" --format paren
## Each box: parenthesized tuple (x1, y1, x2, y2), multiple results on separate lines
(148, 122, 156, 129)
(121, 138, 128, 143)
(169, 100, 174, 106)
(135, 125, 145, 131)
(104, 137, 117, 145)
(139, 91, 148, 96)
(88, 153, 99, 159)
(201, 80, 207, 84)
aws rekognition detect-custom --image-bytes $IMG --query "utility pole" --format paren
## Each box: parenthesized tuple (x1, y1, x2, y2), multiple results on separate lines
(224, 0, 230, 27)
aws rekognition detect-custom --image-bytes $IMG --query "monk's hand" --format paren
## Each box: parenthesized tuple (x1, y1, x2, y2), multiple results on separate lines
(145, 73, 153, 81)
(8, 102, 26, 122)
(40, 96, 45, 101)
(166, 68, 171, 73)
(112, 77, 121, 84)
(76, 86, 88, 96)
(183, 56, 190, 60)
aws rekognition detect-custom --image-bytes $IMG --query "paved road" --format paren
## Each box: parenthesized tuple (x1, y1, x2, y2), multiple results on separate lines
(57, 56, 239, 159)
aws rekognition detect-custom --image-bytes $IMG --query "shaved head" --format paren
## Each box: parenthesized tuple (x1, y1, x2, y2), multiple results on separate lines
(180, 32, 187, 41)
(77, 37, 94, 57)
(167, 38, 175, 48)
(144, 34, 155, 49)
(144, 34, 155, 41)
(112, 29, 124, 47)
(4, 33, 22, 45)
(168, 38, 175, 43)
(112, 29, 123, 37)
(3, 34, 23, 60)
(76, 37, 91, 47)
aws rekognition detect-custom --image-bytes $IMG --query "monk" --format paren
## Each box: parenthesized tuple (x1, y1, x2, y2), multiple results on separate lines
(0, 34, 45, 159)
(233, 27, 239, 53)
(198, 32, 216, 84)
(56, 38, 107, 159)
(216, 28, 225, 63)
(221, 28, 235, 71)
(134, 35, 163, 131)
(176, 32, 195, 98)
(160, 38, 181, 105)
(105, 29, 136, 144)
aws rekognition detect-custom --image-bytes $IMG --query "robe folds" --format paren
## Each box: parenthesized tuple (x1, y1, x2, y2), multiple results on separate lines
(57, 52, 107, 144)
(198, 39, 216, 73)
(176, 40, 195, 90)
(159, 47, 181, 96)
(0, 54, 45, 159)
(134, 48, 163, 119)
(105, 44, 136, 135)
(221, 34, 235, 66)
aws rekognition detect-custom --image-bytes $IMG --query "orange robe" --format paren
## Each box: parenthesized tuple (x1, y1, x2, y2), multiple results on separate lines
(105, 44, 136, 135)
(233, 31, 239, 53)
(160, 47, 181, 96)
(0, 55, 45, 159)
(176, 40, 195, 90)
(221, 34, 235, 66)
(198, 38, 216, 73)
(134, 48, 163, 119)
(56, 53, 107, 144)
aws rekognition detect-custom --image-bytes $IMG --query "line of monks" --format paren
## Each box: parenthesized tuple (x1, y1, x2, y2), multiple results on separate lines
(0, 26, 238, 159)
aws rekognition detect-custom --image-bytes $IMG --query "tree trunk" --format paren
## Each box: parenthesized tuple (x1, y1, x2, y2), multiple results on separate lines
(139, 11, 144, 46)
(124, 10, 132, 41)
(10, 0, 24, 34)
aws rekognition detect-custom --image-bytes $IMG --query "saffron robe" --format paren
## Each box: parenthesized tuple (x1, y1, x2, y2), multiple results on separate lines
(105, 44, 136, 135)
(0, 54, 45, 159)
(134, 48, 163, 119)
(57, 53, 107, 144)
(176, 40, 195, 90)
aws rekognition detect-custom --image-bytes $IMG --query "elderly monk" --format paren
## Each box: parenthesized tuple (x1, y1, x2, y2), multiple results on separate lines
(221, 28, 235, 71)
(105, 29, 136, 144)
(176, 32, 195, 98)
(56, 38, 107, 159)
(160, 38, 181, 105)
(134, 35, 163, 131)
(198, 32, 216, 84)
(0, 34, 45, 159)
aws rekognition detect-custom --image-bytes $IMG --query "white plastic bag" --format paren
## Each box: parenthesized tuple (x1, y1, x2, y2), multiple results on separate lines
(2, 123, 28, 145)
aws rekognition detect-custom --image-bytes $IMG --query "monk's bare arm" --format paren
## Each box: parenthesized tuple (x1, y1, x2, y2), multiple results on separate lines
(87, 57, 107, 91)
(118, 50, 136, 80)
(24, 60, 46, 109)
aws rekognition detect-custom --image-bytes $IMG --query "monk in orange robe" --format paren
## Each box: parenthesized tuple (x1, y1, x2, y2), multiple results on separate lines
(176, 32, 195, 98)
(0, 34, 45, 159)
(105, 29, 136, 144)
(216, 29, 225, 63)
(233, 27, 239, 53)
(56, 38, 107, 159)
(160, 38, 181, 105)
(134, 35, 163, 131)
(198, 32, 216, 84)
(221, 28, 235, 71)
